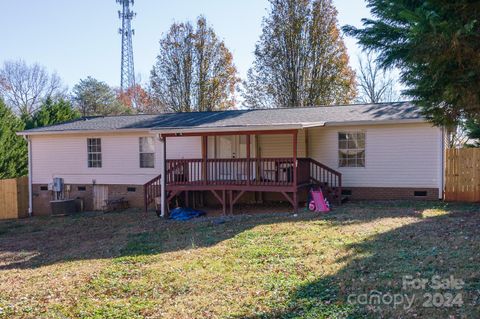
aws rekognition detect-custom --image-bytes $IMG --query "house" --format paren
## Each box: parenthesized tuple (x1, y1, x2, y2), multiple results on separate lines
(18, 102, 445, 216)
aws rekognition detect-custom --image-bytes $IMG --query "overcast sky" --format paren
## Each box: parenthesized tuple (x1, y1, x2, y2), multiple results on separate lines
(0, 0, 371, 89)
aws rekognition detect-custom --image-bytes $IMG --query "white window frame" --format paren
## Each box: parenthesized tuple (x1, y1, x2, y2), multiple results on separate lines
(139, 137, 155, 168)
(338, 131, 366, 168)
(87, 138, 102, 168)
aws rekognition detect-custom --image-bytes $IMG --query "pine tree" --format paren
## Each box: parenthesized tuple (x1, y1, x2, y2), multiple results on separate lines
(25, 97, 81, 129)
(243, 0, 356, 108)
(0, 99, 27, 179)
(73, 77, 132, 116)
(343, 0, 480, 126)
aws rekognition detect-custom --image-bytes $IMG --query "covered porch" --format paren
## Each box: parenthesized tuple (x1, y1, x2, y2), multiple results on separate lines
(144, 129, 342, 216)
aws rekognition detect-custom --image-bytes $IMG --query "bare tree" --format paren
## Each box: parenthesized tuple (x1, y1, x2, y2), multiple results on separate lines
(446, 126, 469, 148)
(356, 52, 399, 103)
(0, 60, 65, 116)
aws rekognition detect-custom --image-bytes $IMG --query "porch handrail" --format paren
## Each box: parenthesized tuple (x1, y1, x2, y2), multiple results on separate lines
(308, 158, 342, 204)
(163, 158, 342, 185)
(308, 158, 342, 180)
(144, 174, 161, 212)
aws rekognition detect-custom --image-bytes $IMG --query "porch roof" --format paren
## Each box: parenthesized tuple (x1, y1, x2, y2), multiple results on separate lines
(19, 101, 424, 135)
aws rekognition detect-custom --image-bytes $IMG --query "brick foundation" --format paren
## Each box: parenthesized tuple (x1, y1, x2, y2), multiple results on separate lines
(32, 184, 145, 216)
(32, 184, 439, 216)
(341, 187, 439, 201)
(174, 187, 438, 206)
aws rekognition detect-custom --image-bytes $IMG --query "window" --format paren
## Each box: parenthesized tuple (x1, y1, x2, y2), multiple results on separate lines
(77, 186, 86, 191)
(127, 187, 136, 192)
(139, 137, 155, 168)
(87, 138, 102, 168)
(338, 132, 365, 167)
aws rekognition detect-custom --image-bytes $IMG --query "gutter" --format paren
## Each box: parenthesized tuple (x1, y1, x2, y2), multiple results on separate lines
(149, 123, 321, 135)
(16, 128, 153, 136)
(16, 125, 313, 137)
(15, 118, 427, 137)
(440, 127, 445, 200)
(323, 118, 426, 126)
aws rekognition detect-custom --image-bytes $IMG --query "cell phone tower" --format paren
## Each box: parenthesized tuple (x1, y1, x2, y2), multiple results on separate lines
(117, 0, 136, 91)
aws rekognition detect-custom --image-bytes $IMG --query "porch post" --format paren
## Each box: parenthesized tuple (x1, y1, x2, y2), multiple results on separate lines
(246, 134, 251, 185)
(292, 130, 298, 213)
(305, 129, 309, 158)
(202, 136, 208, 185)
(293, 130, 298, 186)
(160, 135, 167, 217)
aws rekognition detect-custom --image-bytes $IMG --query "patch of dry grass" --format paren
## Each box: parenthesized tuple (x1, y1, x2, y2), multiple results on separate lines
(0, 201, 478, 318)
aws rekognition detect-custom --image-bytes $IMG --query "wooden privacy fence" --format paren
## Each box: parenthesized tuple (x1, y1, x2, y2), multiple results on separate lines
(0, 177, 29, 220)
(445, 148, 480, 202)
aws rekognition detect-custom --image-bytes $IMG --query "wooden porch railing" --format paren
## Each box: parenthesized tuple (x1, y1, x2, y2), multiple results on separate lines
(144, 160, 192, 210)
(308, 158, 342, 204)
(144, 157, 343, 211)
(166, 158, 296, 187)
(144, 174, 161, 211)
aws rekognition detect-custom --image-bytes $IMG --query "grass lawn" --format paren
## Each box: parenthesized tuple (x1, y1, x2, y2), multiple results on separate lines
(0, 201, 479, 318)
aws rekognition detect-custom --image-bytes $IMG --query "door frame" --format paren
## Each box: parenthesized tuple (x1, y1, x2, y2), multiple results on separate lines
(213, 135, 255, 159)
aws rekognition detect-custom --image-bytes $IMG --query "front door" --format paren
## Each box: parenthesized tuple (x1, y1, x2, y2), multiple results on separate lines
(215, 136, 253, 180)
(93, 185, 108, 211)
(216, 136, 249, 159)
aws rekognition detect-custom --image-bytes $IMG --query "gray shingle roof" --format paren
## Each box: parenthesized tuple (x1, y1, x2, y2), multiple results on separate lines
(21, 102, 424, 134)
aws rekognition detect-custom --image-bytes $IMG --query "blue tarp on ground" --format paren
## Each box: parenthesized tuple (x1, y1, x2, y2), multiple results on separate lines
(169, 207, 206, 221)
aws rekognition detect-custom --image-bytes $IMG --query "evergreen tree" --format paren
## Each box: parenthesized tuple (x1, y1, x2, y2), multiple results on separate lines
(73, 77, 132, 116)
(243, 0, 356, 108)
(343, 0, 480, 126)
(0, 99, 27, 179)
(25, 97, 81, 129)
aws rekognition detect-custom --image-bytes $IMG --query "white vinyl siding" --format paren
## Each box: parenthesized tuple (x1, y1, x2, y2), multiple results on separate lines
(31, 134, 201, 185)
(29, 123, 442, 192)
(166, 136, 202, 159)
(257, 130, 307, 158)
(308, 123, 442, 188)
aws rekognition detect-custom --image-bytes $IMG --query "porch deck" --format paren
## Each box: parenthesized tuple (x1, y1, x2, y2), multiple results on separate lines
(144, 157, 341, 214)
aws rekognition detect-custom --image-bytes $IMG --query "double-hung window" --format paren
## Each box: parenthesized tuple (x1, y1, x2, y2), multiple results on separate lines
(139, 137, 155, 168)
(87, 138, 102, 168)
(338, 132, 365, 167)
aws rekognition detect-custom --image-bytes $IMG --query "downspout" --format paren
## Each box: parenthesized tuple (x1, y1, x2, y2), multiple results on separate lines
(440, 127, 445, 200)
(157, 134, 167, 218)
(23, 135, 33, 217)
